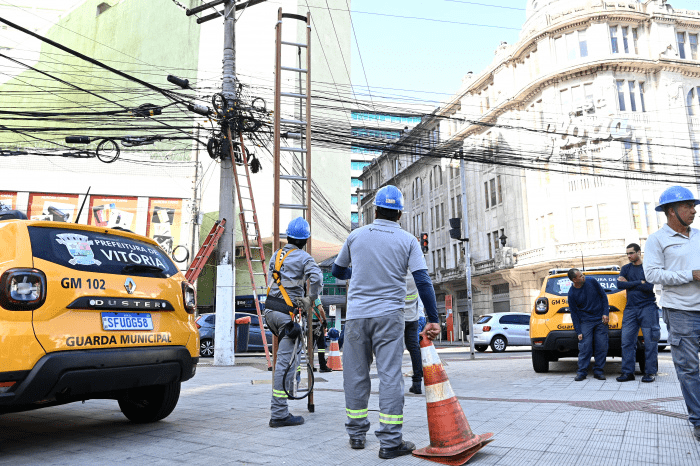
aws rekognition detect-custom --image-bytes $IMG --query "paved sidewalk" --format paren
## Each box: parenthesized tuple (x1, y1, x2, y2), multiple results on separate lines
(1, 349, 698, 465)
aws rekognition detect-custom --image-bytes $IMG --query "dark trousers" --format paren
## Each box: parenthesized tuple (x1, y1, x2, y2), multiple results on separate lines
(577, 320, 608, 376)
(404, 320, 422, 384)
(314, 324, 329, 369)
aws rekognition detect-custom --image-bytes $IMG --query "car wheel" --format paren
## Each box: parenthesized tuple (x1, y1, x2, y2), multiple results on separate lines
(475, 345, 488, 352)
(490, 336, 507, 353)
(200, 338, 214, 357)
(118, 381, 181, 423)
(658, 345, 666, 351)
(532, 350, 549, 373)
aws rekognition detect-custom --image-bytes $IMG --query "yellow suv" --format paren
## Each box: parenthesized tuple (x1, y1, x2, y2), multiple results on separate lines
(0, 212, 199, 422)
(530, 266, 645, 374)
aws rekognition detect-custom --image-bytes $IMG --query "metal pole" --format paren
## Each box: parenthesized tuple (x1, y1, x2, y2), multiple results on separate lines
(459, 156, 475, 359)
(214, 0, 237, 366)
(191, 125, 201, 271)
(305, 12, 312, 255)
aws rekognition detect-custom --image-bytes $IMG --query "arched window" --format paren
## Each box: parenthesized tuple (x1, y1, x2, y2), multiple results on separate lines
(687, 87, 700, 116)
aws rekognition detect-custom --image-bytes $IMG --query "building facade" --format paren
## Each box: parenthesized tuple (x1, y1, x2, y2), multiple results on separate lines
(359, 0, 700, 335)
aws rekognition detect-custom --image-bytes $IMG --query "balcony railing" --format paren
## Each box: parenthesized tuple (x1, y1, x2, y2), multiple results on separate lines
(516, 238, 628, 266)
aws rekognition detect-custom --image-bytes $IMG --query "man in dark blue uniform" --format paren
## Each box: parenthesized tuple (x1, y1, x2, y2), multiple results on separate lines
(567, 268, 610, 381)
(616, 243, 659, 383)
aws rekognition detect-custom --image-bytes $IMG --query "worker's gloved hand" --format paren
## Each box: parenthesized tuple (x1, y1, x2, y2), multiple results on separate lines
(294, 296, 313, 314)
(281, 321, 302, 340)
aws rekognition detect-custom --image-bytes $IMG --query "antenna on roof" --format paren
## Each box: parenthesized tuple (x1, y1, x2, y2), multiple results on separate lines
(581, 251, 586, 271)
(75, 186, 91, 224)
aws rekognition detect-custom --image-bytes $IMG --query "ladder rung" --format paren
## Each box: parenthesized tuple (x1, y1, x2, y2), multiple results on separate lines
(280, 147, 307, 153)
(281, 118, 307, 125)
(282, 40, 307, 48)
(280, 92, 308, 99)
(281, 66, 307, 73)
(280, 203, 308, 210)
(280, 174, 308, 181)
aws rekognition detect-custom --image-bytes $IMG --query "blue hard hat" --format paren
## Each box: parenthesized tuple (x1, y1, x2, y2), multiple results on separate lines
(328, 328, 340, 340)
(286, 216, 310, 239)
(373, 185, 404, 211)
(655, 186, 700, 212)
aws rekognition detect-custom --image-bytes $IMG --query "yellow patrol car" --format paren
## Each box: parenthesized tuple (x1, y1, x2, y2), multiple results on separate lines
(0, 211, 199, 422)
(530, 266, 645, 374)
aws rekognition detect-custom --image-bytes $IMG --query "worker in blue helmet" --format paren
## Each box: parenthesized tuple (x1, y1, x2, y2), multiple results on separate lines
(644, 186, 700, 440)
(332, 184, 441, 459)
(264, 216, 323, 428)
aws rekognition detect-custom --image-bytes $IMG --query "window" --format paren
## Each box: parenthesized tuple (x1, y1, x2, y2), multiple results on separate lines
(490, 179, 497, 207)
(687, 87, 700, 116)
(453, 244, 459, 267)
(351, 195, 358, 206)
(678, 32, 687, 59)
(639, 82, 646, 112)
(484, 182, 489, 209)
(616, 80, 626, 111)
(629, 81, 637, 112)
(436, 249, 442, 270)
(631, 202, 643, 235)
(611, 26, 639, 54)
(610, 26, 619, 54)
(492, 230, 500, 254)
(487, 233, 493, 259)
(351, 212, 359, 224)
(439, 203, 445, 229)
(644, 203, 654, 235)
(351, 128, 401, 139)
(579, 30, 588, 58)
(560, 88, 571, 112)
(351, 178, 362, 188)
(691, 33, 699, 60)
(585, 206, 596, 238)
(598, 204, 609, 236)
(497, 175, 503, 204)
(572, 207, 582, 237)
(556, 30, 588, 62)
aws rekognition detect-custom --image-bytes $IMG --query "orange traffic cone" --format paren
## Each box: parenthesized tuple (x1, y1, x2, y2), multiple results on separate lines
(413, 336, 493, 465)
(327, 338, 343, 371)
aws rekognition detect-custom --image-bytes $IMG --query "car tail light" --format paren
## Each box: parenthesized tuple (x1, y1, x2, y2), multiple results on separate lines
(482, 326, 491, 332)
(182, 281, 196, 314)
(535, 297, 549, 314)
(0, 268, 47, 311)
(533, 340, 544, 346)
(0, 382, 16, 393)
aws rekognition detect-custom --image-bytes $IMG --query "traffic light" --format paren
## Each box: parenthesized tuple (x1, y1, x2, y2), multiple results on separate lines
(449, 218, 462, 240)
(420, 232, 429, 253)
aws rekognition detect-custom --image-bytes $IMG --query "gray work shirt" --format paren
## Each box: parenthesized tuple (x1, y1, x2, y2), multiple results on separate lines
(267, 244, 323, 301)
(644, 224, 700, 311)
(335, 219, 427, 320)
(404, 272, 421, 322)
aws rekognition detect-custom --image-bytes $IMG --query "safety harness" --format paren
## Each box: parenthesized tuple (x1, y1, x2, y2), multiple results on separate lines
(267, 248, 297, 318)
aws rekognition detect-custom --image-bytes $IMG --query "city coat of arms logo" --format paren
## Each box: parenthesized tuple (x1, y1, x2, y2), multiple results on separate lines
(55, 233, 102, 266)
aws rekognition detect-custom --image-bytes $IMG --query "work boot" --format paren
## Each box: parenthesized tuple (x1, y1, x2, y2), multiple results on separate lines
(574, 374, 586, 381)
(409, 381, 422, 394)
(319, 366, 333, 373)
(269, 413, 304, 428)
(642, 374, 655, 383)
(616, 373, 635, 382)
(379, 441, 415, 459)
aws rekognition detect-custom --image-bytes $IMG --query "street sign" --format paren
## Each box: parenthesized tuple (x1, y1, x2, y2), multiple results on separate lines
(322, 271, 336, 285)
(329, 305, 336, 317)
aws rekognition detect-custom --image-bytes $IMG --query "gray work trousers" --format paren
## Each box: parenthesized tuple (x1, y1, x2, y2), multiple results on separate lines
(265, 310, 301, 420)
(665, 308, 700, 427)
(343, 309, 405, 448)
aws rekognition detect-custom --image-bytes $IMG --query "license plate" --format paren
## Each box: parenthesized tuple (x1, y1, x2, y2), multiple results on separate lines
(102, 312, 153, 331)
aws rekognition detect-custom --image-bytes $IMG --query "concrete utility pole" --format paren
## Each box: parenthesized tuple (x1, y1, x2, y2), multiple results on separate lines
(459, 157, 475, 359)
(214, 0, 237, 366)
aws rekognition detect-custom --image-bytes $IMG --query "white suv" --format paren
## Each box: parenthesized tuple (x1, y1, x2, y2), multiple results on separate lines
(473, 312, 532, 352)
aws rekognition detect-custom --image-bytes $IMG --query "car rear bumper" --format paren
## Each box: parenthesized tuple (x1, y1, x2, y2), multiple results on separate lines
(531, 329, 623, 354)
(0, 346, 197, 412)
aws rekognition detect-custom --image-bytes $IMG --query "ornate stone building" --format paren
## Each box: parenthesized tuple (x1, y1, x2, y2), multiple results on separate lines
(359, 0, 700, 334)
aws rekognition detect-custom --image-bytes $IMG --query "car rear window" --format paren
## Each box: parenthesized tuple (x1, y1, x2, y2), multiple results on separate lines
(545, 274, 620, 296)
(28, 226, 178, 277)
(476, 316, 492, 324)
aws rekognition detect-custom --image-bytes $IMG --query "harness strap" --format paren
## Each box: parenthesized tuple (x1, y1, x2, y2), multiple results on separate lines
(267, 248, 296, 318)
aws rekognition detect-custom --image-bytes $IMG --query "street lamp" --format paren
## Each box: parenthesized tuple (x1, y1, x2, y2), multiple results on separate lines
(499, 233, 508, 247)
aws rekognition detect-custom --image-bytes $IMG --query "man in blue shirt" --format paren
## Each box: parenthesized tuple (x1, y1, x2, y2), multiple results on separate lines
(616, 243, 659, 383)
(567, 268, 610, 381)
(332, 185, 440, 460)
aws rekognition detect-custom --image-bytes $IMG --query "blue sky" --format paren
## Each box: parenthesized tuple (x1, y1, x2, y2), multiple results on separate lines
(349, 0, 700, 105)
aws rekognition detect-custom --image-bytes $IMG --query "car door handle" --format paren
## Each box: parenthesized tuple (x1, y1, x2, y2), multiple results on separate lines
(502, 327, 508, 329)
